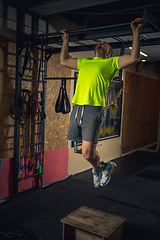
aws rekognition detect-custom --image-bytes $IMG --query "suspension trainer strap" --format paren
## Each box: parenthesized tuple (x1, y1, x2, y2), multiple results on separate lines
(55, 78, 71, 114)
(62, 78, 71, 114)
(55, 81, 63, 113)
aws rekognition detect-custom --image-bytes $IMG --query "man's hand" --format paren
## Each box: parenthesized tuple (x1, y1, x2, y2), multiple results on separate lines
(60, 29, 68, 42)
(118, 17, 143, 69)
(60, 29, 77, 70)
(131, 18, 144, 32)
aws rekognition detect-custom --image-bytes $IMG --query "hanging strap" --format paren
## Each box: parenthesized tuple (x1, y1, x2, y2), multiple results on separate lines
(55, 78, 71, 114)
(55, 82, 63, 113)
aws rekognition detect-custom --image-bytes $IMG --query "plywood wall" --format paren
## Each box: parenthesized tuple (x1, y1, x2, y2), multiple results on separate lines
(45, 54, 71, 151)
(0, 35, 15, 159)
(0, 34, 71, 159)
(121, 71, 160, 154)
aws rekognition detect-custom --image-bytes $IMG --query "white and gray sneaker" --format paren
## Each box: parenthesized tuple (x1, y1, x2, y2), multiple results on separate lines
(100, 161, 117, 187)
(92, 168, 102, 188)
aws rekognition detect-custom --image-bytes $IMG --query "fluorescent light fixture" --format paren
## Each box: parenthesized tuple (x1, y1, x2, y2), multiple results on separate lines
(140, 51, 148, 57)
(129, 47, 148, 57)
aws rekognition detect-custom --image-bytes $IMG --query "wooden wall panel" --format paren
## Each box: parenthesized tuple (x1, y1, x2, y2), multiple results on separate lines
(121, 71, 160, 154)
(45, 54, 71, 151)
(0, 36, 15, 159)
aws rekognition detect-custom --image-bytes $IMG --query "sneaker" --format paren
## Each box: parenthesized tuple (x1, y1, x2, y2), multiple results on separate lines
(100, 161, 117, 187)
(92, 168, 102, 188)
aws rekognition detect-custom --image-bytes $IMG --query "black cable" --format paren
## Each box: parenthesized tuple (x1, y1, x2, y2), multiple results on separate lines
(9, 104, 21, 120)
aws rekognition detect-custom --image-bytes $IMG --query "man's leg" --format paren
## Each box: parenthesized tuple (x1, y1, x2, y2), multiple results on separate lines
(82, 140, 117, 188)
(82, 141, 100, 173)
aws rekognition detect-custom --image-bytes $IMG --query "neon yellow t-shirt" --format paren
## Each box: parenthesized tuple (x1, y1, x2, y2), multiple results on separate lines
(72, 56, 120, 107)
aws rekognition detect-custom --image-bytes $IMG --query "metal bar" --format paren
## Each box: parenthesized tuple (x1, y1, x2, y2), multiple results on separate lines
(20, 111, 40, 114)
(22, 78, 44, 83)
(12, 8, 50, 193)
(31, 122, 41, 126)
(45, 37, 160, 54)
(74, 41, 89, 47)
(22, 55, 45, 62)
(40, 20, 49, 187)
(44, 77, 76, 80)
(87, 3, 160, 17)
(20, 152, 41, 159)
(22, 132, 41, 137)
(32, 15, 160, 46)
(21, 165, 35, 169)
(119, 47, 125, 81)
(145, 13, 160, 31)
(31, 90, 43, 93)
(12, 10, 23, 196)
(23, 67, 45, 72)
(24, 20, 145, 41)
(27, 101, 43, 104)
(18, 173, 39, 181)
(21, 143, 41, 148)
(140, 35, 148, 41)
(113, 36, 125, 43)
(92, 39, 101, 43)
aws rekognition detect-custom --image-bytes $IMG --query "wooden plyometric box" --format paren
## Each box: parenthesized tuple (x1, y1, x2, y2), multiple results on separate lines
(61, 206, 126, 240)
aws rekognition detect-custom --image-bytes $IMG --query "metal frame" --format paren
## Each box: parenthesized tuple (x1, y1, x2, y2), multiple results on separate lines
(12, 10, 23, 196)
(19, 13, 160, 55)
(12, 9, 49, 196)
(12, 7, 160, 195)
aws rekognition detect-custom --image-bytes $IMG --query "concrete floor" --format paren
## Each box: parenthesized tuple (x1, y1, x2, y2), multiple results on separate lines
(0, 148, 160, 240)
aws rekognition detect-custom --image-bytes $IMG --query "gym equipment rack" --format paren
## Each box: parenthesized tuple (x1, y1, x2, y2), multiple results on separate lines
(12, 9, 49, 196)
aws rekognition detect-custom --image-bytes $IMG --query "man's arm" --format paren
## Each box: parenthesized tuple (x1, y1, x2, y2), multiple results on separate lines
(60, 30, 77, 70)
(118, 18, 143, 69)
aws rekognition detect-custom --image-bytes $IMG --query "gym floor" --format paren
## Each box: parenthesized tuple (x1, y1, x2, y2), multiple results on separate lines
(0, 148, 160, 240)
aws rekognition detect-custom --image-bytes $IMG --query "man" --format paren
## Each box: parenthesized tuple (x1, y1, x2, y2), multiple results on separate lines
(60, 18, 143, 188)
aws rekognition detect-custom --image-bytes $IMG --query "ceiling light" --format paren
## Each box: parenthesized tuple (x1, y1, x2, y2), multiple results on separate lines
(129, 47, 148, 57)
(140, 51, 148, 57)
(142, 59, 146, 62)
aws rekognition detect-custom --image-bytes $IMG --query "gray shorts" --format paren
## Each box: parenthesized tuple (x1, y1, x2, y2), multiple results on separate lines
(67, 105, 104, 144)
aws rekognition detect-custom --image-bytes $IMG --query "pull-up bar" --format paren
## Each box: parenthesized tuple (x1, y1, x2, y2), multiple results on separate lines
(24, 20, 145, 42)
(44, 77, 76, 80)
(44, 77, 122, 83)
(32, 19, 150, 48)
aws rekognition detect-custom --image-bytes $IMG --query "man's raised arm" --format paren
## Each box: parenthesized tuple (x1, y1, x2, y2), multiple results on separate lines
(118, 18, 144, 69)
(60, 30, 77, 70)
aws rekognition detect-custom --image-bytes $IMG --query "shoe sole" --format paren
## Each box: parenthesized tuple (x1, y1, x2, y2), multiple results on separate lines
(111, 162, 117, 173)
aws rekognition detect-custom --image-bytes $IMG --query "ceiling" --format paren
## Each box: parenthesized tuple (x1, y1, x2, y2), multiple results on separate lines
(10, 0, 160, 63)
